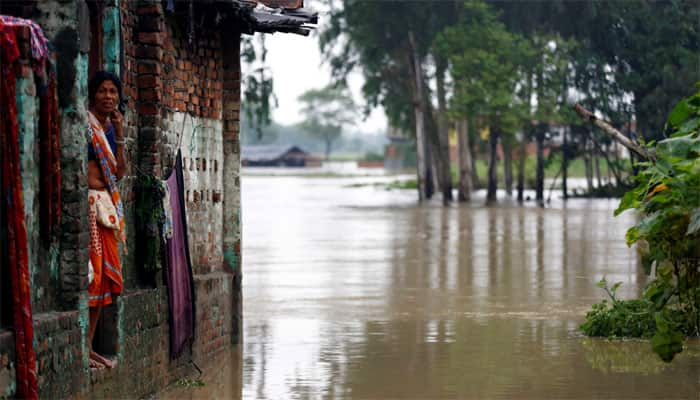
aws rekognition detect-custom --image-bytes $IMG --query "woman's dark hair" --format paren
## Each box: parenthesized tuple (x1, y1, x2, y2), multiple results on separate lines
(88, 70, 123, 106)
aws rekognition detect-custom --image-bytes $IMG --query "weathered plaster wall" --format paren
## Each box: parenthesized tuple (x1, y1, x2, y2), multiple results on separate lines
(221, 33, 243, 343)
(172, 112, 225, 275)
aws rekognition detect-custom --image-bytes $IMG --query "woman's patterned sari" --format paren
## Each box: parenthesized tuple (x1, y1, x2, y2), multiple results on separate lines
(88, 111, 125, 307)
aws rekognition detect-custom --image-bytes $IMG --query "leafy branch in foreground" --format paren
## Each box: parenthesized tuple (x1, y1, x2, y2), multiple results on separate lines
(581, 89, 700, 362)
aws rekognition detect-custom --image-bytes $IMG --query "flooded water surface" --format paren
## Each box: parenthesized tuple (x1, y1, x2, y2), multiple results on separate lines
(163, 173, 700, 399)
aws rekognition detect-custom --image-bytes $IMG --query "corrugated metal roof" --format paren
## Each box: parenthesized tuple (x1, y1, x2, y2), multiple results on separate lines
(232, 0, 317, 36)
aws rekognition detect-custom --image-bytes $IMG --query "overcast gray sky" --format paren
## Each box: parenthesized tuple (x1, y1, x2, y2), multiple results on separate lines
(260, 8, 388, 135)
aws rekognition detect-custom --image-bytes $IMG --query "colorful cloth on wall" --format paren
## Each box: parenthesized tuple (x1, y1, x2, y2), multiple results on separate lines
(87, 111, 124, 307)
(0, 14, 61, 243)
(0, 15, 49, 72)
(164, 151, 196, 358)
(0, 18, 38, 400)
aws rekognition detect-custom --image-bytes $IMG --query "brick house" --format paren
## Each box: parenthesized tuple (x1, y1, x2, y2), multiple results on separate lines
(0, 0, 315, 397)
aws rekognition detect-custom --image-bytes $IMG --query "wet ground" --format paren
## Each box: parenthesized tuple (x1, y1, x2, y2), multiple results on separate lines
(161, 171, 700, 399)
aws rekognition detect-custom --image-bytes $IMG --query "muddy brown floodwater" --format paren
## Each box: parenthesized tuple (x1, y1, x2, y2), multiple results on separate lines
(160, 174, 700, 399)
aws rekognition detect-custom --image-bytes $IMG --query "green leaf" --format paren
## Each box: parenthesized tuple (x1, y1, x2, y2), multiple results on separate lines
(625, 227, 640, 246)
(668, 99, 692, 127)
(611, 282, 623, 293)
(615, 190, 640, 216)
(651, 314, 684, 362)
(596, 277, 607, 289)
(657, 136, 695, 158)
(687, 208, 700, 235)
(674, 117, 700, 136)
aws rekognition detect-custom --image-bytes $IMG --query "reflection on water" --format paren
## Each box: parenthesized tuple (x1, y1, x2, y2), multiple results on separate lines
(161, 175, 700, 399)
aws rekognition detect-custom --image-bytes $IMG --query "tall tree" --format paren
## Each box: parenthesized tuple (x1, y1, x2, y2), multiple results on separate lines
(297, 85, 358, 160)
(321, 0, 459, 202)
(437, 0, 528, 204)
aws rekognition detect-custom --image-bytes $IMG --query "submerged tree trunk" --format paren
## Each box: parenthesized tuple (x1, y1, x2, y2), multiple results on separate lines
(408, 31, 431, 201)
(486, 127, 500, 204)
(594, 148, 602, 188)
(457, 119, 473, 201)
(562, 126, 568, 200)
(606, 144, 612, 185)
(518, 68, 534, 204)
(516, 131, 527, 203)
(503, 136, 513, 196)
(535, 127, 545, 206)
(612, 145, 622, 186)
(535, 61, 545, 207)
(324, 138, 332, 161)
(425, 106, 443, 201)
(434, 55, 453, 203)
(584, 135, 594, 194)
(425, 143, 435, 199)
(469, 124, 480, 190)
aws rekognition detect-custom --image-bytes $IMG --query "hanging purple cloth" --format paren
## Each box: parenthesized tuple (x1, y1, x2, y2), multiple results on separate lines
(164, 150, 196, 358)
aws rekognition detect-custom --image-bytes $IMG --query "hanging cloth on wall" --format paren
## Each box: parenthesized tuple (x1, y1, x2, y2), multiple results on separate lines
(0, 14, 61, 244)
(0, 18, 38, 400)
(164, 150, 196, 358)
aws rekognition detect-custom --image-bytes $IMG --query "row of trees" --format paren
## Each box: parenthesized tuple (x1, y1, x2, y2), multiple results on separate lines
(319, 0, 699, 204)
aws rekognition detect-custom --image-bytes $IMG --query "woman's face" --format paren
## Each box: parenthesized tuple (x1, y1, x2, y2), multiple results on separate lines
(93, 80, 119, 115)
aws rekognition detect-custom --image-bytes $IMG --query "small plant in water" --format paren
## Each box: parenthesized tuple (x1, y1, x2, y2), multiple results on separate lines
(580, 278, 657, 339)
(175, 378, 206, 388)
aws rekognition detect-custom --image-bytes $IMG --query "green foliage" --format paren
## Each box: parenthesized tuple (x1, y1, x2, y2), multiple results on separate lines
(241, 36, 278, 138)
(581, 279, 693, 341)
(436, 0, 529, 127)
(297, 85, 359, 159)
(174, 378, 205, 388)
(386, 179, 418, 190)
(321, 0, 459, 132)
(362, 151, 384, 162)
(583, 90, 700, 362)
(581, 278, 656, 338)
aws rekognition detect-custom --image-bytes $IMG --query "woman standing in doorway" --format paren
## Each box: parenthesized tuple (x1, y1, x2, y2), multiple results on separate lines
(87, 71, 127, 369)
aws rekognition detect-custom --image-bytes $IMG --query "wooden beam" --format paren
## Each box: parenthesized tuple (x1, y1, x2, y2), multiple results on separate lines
(256, 0, 303, 9)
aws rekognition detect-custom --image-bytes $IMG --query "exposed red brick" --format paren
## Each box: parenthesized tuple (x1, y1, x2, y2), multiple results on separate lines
(137, 62, 161, 75)
(139, 88, 162, 102)
(136, 45, 163, 60)
(137, 4, 163, 16)
(139, 15, 164, 32)
(138, 75, 161, 88)
(138, 103, 159, 115)
(138, 32, 163, 46)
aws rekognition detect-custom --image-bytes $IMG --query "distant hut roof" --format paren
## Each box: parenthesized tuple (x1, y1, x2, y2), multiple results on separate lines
(242, 145, 308, 162)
